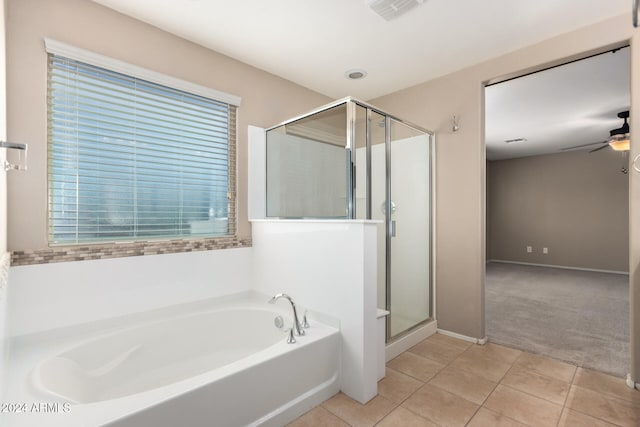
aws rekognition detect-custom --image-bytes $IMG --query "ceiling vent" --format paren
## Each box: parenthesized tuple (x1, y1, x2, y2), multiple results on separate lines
(368, 0, 426, 21)
(504, 138, 528, 144)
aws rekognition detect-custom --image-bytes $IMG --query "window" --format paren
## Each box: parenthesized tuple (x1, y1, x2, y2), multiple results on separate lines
(46, 42, 239, 245)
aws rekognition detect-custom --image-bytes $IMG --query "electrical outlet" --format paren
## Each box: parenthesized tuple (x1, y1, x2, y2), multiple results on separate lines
(526, 246, 532, 253)
(543, 247, 548, 254)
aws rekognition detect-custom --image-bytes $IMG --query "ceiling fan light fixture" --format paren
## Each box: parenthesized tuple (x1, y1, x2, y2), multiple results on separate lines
(609, 135, 630, 151)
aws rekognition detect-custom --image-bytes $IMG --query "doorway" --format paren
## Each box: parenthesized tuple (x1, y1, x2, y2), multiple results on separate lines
(484, 47, 631, 376)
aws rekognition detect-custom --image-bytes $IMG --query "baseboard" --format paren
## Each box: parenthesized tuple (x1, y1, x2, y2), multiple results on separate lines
(626, 374, 638, 390)
(487, 259, 629, 275)
(386, 320, 437, 362)
(437, 328, 487, 345)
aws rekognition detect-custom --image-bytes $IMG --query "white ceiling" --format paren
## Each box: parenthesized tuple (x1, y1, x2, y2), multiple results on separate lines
(92, 0, 629, 101)
(91, 0, 632, 160)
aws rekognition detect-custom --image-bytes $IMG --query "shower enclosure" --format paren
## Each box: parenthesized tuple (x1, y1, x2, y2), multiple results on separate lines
(265, 98, 433, 341)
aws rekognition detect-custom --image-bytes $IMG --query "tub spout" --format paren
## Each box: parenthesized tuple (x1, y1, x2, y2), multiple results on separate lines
(268, 293, 305, 336)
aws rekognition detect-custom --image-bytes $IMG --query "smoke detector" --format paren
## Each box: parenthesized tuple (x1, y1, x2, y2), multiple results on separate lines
(368, 0, 426, 21)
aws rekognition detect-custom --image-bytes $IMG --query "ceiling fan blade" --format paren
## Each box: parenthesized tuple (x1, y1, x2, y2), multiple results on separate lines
(589, 144, 609, 153)
(561, 141, 607, 151)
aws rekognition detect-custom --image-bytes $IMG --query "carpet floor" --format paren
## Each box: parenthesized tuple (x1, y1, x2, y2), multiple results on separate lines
(485, 262, 629, 377)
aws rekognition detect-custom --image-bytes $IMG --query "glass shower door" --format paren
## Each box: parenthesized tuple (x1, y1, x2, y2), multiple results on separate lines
(370, 111, 387, 312)
(387, 118, 432, 338)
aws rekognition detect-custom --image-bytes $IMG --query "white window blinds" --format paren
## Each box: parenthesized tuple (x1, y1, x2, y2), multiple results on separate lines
(47, 54, 236, 244)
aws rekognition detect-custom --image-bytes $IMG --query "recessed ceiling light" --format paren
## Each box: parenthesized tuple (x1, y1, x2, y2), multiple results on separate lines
(345, 69, 367, 80)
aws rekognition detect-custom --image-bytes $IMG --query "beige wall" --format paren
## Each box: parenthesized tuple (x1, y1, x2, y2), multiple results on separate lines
(373, 13, 634, 339)
(630, 29, 640, 384)
(1, 0, 7, 402)
(1, 0, 6, 254)
(5, 0, 330, 251)
(487, 150, 629, 272)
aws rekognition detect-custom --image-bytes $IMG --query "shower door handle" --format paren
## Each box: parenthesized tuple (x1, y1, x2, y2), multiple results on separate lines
(390, 220, 397, 237)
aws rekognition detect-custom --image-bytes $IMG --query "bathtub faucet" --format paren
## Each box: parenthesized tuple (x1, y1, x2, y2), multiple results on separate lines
(268, 293, 305, 336)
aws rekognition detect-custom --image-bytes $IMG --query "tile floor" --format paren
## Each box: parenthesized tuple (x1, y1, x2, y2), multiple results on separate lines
(288, 333, 640, 427)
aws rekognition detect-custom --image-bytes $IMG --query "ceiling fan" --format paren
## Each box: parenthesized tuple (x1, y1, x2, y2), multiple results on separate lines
(561, 110, 630, 153)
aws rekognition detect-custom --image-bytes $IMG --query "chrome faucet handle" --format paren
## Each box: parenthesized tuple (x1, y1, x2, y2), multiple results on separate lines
(302, 310, 310, 329)
(286, 327, 296, 344)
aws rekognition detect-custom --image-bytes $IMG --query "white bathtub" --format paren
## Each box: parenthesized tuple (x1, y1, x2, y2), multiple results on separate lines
(5, 293, 340, 427)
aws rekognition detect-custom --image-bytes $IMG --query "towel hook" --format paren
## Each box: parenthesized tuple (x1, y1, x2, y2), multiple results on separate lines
(1, 141, 28, 171)
(452, 115, 460, 132)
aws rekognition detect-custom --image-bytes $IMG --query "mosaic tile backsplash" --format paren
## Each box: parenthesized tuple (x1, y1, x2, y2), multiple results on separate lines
(11, 237, 252, 266)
